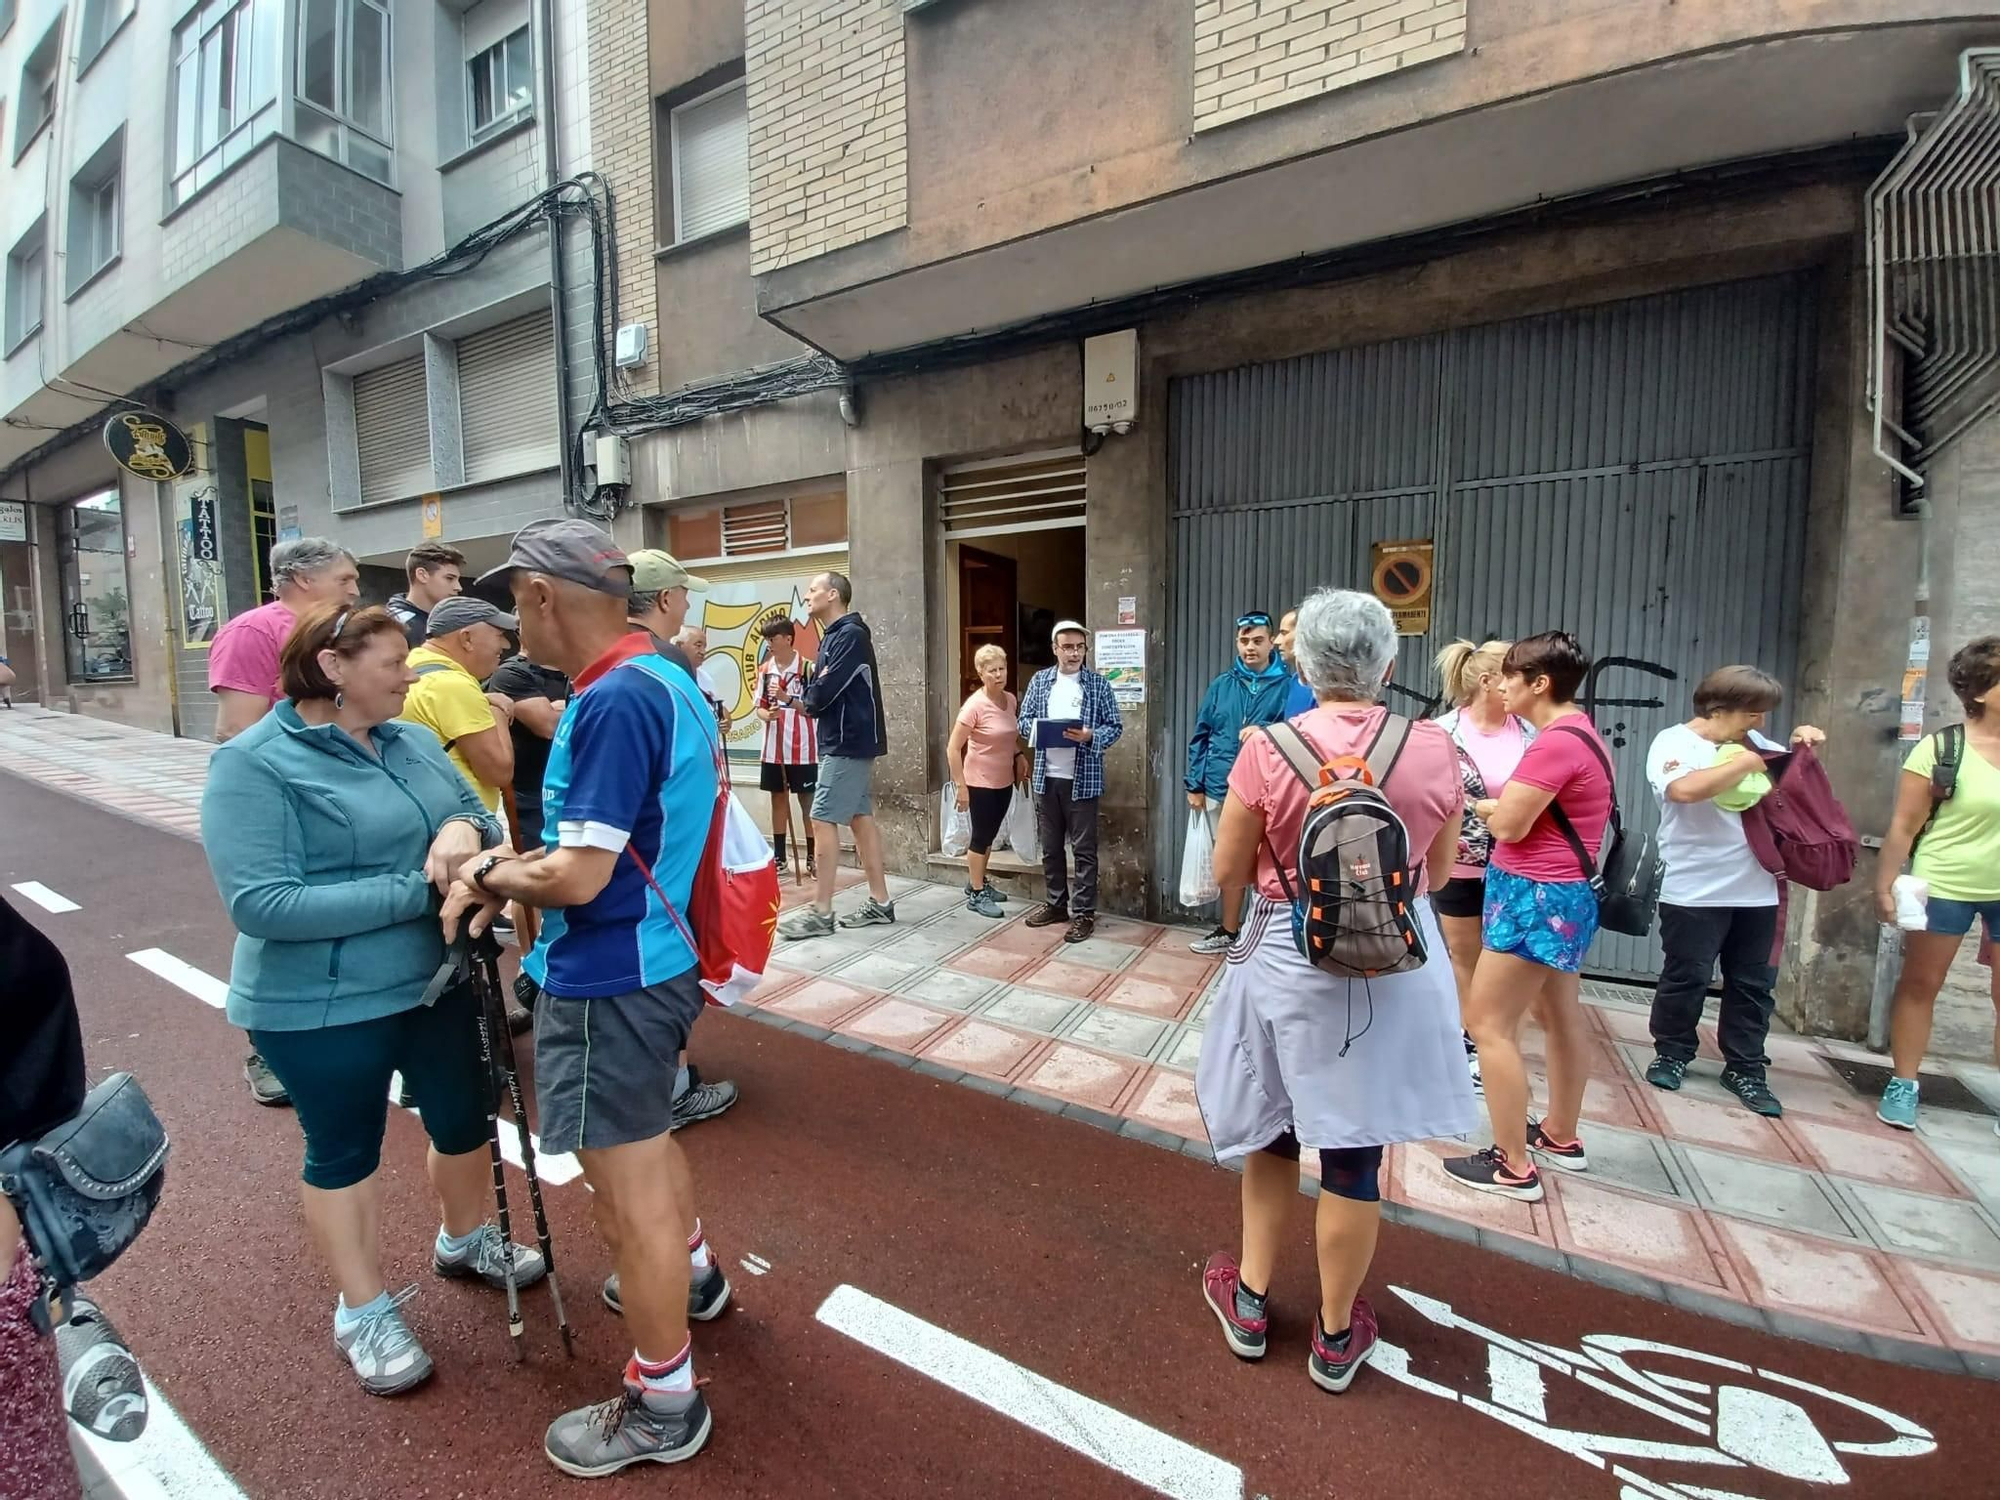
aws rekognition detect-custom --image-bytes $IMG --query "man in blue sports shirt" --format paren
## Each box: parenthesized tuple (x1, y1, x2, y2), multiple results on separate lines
(443, 519, 727, 1478)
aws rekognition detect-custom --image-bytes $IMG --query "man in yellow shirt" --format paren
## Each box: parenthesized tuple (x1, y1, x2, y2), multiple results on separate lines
(400, 596, 518, 810)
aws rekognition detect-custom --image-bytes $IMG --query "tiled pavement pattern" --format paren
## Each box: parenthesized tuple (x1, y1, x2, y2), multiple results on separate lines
(6, 705, 2000, 1376)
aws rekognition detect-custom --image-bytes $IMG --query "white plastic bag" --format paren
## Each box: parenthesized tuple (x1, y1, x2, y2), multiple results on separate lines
(1179, 807, 1220, 907)
(940, 782, 973, 858)
(1004, 785, 1041, 864)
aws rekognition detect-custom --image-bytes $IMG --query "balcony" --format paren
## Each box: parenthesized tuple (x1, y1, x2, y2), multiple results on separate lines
(749, 1, 1999, 360)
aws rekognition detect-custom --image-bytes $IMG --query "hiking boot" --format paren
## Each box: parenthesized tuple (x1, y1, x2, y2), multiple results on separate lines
(965, 887, 1005, 919)
(1721, 1069, 1783, 1118)
(1200, 1252, 1267, 1361)
(1308, 1299, 1379, 1394)
(778, 907, 837, 940)
(1526, 1119, 1588, 1172)
(433, 1224, 548, 1290)
(544, 1377, 711, 1478)
(1024, 902, 1069, 929)
(1878, 1077, 1919, 1130)
(603, 1260, 732, 1321)
(1645, 1055, 1688, 1092)
(1441, 1146, 1544, 1202)
(55, 1295, 146, 1442)
(1064, 914, 1096, 944)
(838, 897, 897, 929)
(244, 1053, 290, 1107)
(671, 1079, 739, 1131)
(333, 1288, 432, 1397)
(1189, 926, 1235, 957)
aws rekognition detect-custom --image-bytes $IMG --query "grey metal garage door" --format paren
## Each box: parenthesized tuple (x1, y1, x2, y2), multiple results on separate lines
(1162, 274, 1817, 981)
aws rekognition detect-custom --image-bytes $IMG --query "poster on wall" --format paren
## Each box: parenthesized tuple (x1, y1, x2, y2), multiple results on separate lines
(174, 477, 226, 644)
(1095, 628, 1147, 707)
(686, 569, 836, 769)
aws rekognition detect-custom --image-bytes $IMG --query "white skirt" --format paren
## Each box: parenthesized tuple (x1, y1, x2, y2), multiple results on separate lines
(1194, 894, 1479, 1160)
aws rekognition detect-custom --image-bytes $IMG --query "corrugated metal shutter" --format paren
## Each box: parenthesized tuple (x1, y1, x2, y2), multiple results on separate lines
(353, 355, 432, 504)
(1164, 274, 1817, 981)
(673, 83, 748, 242)
(939, 450, 1086, 538)
(459, 311, 559, 484)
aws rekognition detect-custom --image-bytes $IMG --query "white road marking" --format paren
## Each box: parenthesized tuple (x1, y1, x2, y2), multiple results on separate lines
(12, 879, 80, 912)
(386, 1073, 583, 1185)
(816, 1284, 1243, 1500)
(73, 1373, 250, 1500)
(126, 950, 227, 1009)
(741, 1253, 771, 1276)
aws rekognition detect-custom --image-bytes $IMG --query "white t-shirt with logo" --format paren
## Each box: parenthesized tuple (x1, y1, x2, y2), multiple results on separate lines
(1646, 723, 1782, 908)
(1043, 669, 1085, 779)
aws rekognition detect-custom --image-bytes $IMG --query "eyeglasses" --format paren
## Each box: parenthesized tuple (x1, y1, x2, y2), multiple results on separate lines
(1236, 612, 1273, 631)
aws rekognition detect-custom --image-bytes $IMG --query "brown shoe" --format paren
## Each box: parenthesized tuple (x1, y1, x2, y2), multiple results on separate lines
(1063, 914, 1095, 944)
(1024, 902, 1069, 929)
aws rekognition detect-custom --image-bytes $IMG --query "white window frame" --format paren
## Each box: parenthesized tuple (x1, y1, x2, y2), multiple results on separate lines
(169, 0, 282, 209)
(4, 219, 45, 352)
(65, 140, 122, 296)
(667, 77, 749, 245)
(14, 17, 60, 159)
(466, 24, 532, 144)
(295, 0, 395, 184)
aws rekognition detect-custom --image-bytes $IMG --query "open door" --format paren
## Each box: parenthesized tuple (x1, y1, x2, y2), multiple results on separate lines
(957, 546, 1017, 702)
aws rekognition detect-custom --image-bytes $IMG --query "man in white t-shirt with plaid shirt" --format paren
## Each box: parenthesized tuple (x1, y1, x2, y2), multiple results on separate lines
(754, 616, 820, 877)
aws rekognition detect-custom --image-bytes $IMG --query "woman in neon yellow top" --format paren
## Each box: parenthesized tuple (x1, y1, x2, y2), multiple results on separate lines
(1873, 637, 2000, 1130)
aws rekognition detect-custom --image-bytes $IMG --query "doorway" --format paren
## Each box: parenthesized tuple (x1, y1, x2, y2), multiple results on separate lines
(957, 546, 1017, 701)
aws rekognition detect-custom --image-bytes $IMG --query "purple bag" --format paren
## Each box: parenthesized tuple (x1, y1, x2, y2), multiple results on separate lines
(1740, 742, 1857, 892)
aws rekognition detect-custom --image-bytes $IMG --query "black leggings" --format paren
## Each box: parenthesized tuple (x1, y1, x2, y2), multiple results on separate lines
(966, 784, 1013, 857)
(1261, 1130, 1385, 1202)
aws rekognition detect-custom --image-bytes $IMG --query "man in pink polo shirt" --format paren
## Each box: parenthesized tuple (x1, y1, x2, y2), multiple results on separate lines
(208, 535, 359, 1108)
(209, 537, 360, 744)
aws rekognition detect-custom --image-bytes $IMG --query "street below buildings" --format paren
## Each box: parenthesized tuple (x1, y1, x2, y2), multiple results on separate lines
(5, 766, 1995, 1500)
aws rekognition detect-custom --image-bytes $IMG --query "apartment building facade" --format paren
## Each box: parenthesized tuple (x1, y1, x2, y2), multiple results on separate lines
(590, 0, 1999, 1043)
(0, 0, 596, 740)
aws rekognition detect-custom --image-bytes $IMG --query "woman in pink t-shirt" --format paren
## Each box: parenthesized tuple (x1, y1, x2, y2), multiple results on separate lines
(947, 645, 1028, 918)
(1443, 632, 1614, 1204)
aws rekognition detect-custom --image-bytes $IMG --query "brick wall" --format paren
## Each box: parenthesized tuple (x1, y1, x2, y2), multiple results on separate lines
(587, 0, 659, 395)
(1193, 0, 1468, 132)
(746, 0, 908, 275)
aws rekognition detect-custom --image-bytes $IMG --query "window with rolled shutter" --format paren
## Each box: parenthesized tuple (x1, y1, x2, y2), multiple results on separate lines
(353, 355, 433, 504)
(671, 81, 748, 242)
(458, 310, 559, 484)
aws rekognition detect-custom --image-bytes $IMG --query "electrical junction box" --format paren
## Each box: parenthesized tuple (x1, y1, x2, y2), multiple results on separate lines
(1084, 330, 1138, 430)
(615, 323, 649, 369)
(594, 433, 631, 487)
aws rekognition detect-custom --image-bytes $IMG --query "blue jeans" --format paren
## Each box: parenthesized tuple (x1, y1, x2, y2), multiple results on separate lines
(1925, 895, 2000, 939)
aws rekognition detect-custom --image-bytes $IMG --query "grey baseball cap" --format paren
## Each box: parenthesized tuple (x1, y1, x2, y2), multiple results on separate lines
(425, 595, 518, 638)
(474, 518, 633, 598)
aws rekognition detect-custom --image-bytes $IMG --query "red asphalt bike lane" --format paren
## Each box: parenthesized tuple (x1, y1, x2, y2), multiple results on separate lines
(3, 772, 1993, 1500)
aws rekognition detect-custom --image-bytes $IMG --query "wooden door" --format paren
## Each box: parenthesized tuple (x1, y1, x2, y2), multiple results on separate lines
(957, 545, 1017, 703)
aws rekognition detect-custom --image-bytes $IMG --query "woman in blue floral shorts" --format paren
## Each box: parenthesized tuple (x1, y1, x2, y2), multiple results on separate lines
(1442, 632, 1615, 1203)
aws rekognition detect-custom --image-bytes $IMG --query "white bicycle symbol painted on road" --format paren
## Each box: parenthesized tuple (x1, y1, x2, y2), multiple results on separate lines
(1373, 1286, 1937, 1499)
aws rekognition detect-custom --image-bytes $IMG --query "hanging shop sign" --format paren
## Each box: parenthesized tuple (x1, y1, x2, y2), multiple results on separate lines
(1370, 537, 1435, 636)
(102, 409, 195, 481)
(0, 500, 25, 543)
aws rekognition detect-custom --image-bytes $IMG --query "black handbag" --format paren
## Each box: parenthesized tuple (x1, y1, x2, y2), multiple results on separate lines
(0, 1072, 169, 1326)
(1545, 722, 1665, 939)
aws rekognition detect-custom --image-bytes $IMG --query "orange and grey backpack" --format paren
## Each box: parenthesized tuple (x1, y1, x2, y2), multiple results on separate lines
(1261, 715, 1430, 980)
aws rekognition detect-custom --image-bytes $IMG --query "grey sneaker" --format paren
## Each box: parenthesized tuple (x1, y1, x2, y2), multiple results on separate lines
(963, 882, 1007, 905)
(244, 1052, 290, 1107)
(333, 1287, 432, 1396)
(838, 897, 897, 929)
(671, 1078, 740, 1130)
(56, 1295, 146, 1442)
(778, 907, 837, 940)
(432, 1223, 548, 1290)
(965, 887, 1005, 919)
(603, 1259, 732, 1321)
(545, 1379, 712, 1478)
(1189, 926, 1235, 956)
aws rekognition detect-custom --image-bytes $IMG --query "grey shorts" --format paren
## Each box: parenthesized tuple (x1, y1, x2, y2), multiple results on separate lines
(811, 753, 876, 826)
(532, 968, 704, 1152)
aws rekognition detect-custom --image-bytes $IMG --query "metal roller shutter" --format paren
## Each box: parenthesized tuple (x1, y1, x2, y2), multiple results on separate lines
(459, 310, 559, 484)
(672, 83, 748, 242)
(353, 355, 432, 504)
(1164, 274, 1817, 981)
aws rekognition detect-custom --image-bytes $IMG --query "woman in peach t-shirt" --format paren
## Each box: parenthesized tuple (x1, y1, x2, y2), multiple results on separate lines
(947, 644, 1028, 918)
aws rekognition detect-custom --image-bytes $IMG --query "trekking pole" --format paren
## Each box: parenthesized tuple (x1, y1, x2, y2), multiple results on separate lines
(469, 968, 527, 1359)
(472, 929, 574, 1358)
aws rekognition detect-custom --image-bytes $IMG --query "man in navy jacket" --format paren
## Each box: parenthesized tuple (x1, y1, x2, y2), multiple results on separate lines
(779, 570, 894, 938)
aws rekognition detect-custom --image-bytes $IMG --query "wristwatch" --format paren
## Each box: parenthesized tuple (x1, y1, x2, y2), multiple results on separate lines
(471, 854, 507, 892)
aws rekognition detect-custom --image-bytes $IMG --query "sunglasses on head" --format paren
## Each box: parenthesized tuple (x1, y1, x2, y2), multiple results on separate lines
(329, 609, 353, 641)
(1236, 613, 1273, 631)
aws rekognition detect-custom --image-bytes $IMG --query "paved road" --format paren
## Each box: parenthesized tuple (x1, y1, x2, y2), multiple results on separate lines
(4, 773, 1990, 1500)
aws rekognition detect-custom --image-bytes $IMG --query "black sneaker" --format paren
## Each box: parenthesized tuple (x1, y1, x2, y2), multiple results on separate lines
(1645, 1055, 1687, 1092)
(244, 1053, 290, 1107)
(1721, 1069, 1783, 1118)
(1441, 1146, 1543, 1202)
(1024, 902, 1069, 929)
(544, 1379, 711, 1478)
(1526, 1119, 1588, 1172)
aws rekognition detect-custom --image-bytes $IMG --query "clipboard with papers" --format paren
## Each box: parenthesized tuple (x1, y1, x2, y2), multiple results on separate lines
(1032, 718, 1084, 749)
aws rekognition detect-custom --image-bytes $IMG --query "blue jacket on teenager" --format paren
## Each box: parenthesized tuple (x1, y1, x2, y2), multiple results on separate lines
(200, 703, 502, 1033)
(801, 610, 886, 759)
(1185, 657, 1294, 798)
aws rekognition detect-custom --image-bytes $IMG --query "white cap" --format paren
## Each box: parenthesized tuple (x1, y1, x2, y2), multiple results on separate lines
(1051, 619, 1086, 643)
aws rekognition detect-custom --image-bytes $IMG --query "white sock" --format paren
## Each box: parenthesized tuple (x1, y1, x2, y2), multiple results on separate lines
(688, 1219, 713, 1270)
(630, 1344, 694, 1395)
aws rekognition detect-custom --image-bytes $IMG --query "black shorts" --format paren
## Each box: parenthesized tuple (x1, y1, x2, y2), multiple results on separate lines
(1433, 874, 1486, 920)
(759, 761, 818, 794)
(533, 968, 706, 1152)
(966, 784, 1013, 856)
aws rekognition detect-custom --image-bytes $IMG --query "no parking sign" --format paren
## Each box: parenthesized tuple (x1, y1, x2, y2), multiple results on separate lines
(1371, 538, 1434, 636)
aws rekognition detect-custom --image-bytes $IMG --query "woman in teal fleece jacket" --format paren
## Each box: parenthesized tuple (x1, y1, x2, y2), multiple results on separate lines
(200, 603, 542, 1397)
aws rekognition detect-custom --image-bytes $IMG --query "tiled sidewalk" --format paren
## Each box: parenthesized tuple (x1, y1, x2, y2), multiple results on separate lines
(5, 704, 1999, 1376)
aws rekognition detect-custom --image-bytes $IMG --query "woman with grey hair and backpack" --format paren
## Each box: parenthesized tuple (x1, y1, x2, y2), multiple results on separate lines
(1195, 588, 1475, 1395)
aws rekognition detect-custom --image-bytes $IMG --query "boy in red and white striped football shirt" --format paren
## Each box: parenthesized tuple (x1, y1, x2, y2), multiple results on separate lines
(755, 617, 820, 876)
